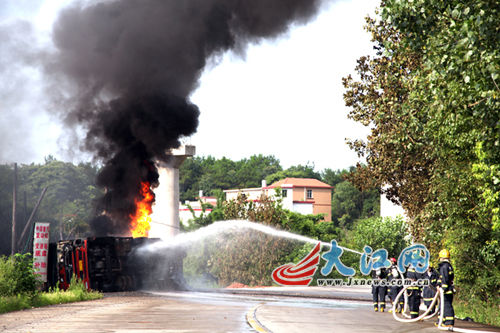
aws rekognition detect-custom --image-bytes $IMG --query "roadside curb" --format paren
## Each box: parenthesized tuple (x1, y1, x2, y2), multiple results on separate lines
(246, 304, 272, 333)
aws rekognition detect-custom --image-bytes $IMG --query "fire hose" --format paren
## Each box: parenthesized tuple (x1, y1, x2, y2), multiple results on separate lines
(392, 285, 490, 332)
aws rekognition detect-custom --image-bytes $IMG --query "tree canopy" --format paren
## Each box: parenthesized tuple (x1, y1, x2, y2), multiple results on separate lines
(343, 0, 499, 300)
(0, 160, 101, 255)
(179, 155, 282, 201)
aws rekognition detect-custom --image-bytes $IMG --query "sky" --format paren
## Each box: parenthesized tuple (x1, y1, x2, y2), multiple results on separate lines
(0, 0, 378, 171)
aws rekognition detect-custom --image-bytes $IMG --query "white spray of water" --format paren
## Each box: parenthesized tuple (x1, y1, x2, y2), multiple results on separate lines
(139, 220, 363, 255)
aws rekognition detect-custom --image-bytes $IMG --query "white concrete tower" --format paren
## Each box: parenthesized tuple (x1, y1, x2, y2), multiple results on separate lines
(150, 145, 195, 240)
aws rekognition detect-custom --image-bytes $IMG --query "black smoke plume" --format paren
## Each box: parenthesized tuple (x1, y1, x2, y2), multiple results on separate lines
(49, 0, 324, 235)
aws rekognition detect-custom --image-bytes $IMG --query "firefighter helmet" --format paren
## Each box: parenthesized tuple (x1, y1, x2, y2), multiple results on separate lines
(439, 249, 450, 259)
(390, 257, 397, 264)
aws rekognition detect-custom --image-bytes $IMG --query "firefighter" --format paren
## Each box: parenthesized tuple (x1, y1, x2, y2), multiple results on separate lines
(406, 265, 421, 319)
(436, 249, 455, 327)
(387, 257, 403, 313)
(422, 264, 438, 313)
(371, 267, 388, 312)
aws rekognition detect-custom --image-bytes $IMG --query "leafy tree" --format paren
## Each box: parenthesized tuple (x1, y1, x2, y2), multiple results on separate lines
(179, 155, 283, 201)
(321, 168, 349, 187)
(18, 160, 101, 243)
(343, 1, 499, 300)
(346, 216, 410, 258)
(339, 216, 410, 277)
(223, 193, 287, 226)
(343, 15, 431, 224)
(322, 168, 380, 228)
(234, 155, 282, 188)
(0, 253, 38, 296)
(0, 159, 101, 255)
(265, 164, 321, 185)
(331, 181, 363, 228)
(178, 156, 204, 201)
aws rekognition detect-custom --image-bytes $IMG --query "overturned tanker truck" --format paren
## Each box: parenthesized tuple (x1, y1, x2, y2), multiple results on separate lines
(46, 236, 187, 292)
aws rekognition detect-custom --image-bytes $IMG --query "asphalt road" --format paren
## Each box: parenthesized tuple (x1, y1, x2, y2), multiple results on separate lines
(0, 288, 498, 333)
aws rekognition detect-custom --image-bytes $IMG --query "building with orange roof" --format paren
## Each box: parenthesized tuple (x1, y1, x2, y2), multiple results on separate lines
(224, 178, 332, 221)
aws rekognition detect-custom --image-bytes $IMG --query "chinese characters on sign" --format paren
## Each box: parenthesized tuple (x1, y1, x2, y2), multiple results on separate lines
(397, 244, 430, 274)
(33, 222, 50, 282)
(321, 240, 355, 276)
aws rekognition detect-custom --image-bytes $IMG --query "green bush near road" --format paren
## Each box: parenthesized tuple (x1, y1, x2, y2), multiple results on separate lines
(0, 253, 38, 296)
(0, 281, 102, 314)
(0, 254, 102, 314)
(455, 297, 500, 328)
(0, 277, 102, 314)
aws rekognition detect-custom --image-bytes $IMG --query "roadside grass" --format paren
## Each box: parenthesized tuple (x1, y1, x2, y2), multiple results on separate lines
(1, 254, 102, 315)
(455, 298, 500, 327)
(0, 279, 102, 314)
(0, 294, 33, 314)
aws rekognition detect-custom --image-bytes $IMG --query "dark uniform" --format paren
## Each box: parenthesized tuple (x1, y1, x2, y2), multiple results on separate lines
(422, 266, 438, 312)
(406, 267, 421, 318)
(371, 268, 387, 312)
(437, 260, 455, 326)
(387, 264, 403, 313)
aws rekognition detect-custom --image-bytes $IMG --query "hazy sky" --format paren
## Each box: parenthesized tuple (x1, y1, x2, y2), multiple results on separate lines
(0, 0, 377, 171)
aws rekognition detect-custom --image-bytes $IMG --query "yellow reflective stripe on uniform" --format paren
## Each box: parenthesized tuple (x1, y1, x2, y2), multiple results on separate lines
(445, 291, 453, 294)
(423, 298, 433, 301)
(410, 312, 419, 315)
(441, 284, 448, 287)
(445, 317, 454, 320)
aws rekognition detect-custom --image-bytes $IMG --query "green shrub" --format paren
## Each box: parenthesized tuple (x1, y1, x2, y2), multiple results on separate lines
(455, 297, 500, 327)
(0, 276, 102, 314)
(0, 253, 38, 297)
(0, 294, 33, 313)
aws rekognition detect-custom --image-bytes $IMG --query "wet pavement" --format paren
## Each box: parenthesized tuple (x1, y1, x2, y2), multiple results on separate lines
(219, 286, 499, 333)
(0, 288, 498, 333)
(215, 285, 373, 302)
(0, 293, 253, 333)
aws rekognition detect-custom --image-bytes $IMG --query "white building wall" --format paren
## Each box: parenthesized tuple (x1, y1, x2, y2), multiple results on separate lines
(225, 188, 263, 201)
(279, 187, 294, 211)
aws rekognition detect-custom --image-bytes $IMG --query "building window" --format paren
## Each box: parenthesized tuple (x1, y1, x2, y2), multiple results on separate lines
(282, 189, 287, 198)
(306, 189, 313, 199)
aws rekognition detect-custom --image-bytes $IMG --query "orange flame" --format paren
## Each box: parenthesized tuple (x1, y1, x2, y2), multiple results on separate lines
(130, 181, 154, 238)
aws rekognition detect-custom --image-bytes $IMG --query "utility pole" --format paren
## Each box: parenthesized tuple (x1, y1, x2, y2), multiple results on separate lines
(18, 187, 48, 250)
(11, 163, 17, 255)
